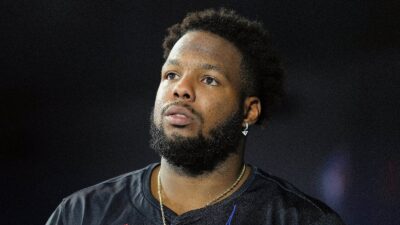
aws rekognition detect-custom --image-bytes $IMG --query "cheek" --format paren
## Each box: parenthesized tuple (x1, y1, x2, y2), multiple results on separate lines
(153, 102, 161, 126)
(200, 93, 239, 126)
(153, 85, 168, 125)
(155, 82, 172, 102)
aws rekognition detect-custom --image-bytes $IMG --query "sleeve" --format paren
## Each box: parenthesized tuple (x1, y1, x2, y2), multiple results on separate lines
(45, 199, 67, 225)
(45, 196, 85, 225)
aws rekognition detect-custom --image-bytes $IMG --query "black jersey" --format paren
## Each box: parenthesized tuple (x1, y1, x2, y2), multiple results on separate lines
(46, 163, 345, 225)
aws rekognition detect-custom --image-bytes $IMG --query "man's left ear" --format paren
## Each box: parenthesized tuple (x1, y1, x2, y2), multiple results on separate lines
(243, 96, 261, 125)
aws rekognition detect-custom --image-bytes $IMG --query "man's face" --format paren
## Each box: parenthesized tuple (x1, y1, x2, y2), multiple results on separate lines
(150, 31, 245, 175)
(154, 31, 243, 138)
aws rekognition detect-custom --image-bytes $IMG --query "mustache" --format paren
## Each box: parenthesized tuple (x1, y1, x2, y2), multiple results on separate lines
(161, 101, 204, 123)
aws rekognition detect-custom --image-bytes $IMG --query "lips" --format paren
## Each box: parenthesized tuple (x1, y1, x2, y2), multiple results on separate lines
(164, 105, 194, 126)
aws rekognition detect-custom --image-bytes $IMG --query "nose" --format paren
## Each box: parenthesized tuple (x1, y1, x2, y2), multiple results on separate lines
(173, 75, 195, 102)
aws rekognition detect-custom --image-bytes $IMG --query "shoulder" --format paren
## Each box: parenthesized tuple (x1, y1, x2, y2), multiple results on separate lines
(46, 163, 156, 225)
(252, 168, 330, 213)
(63, 164, 152, 203)
(246, 166, 345, 225)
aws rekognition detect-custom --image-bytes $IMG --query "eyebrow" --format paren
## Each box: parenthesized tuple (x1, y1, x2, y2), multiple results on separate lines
(165, 59, 225, 73)
(200, 63, 223, 72)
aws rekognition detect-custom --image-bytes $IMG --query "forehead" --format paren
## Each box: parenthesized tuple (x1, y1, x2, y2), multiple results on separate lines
(166, 31, 243, 79)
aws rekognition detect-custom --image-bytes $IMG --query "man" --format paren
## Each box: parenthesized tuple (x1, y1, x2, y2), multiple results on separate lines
(46, 8, 345, 225)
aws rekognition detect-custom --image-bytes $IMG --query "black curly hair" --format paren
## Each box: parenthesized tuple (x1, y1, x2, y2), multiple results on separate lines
(162, 8, 284, 126)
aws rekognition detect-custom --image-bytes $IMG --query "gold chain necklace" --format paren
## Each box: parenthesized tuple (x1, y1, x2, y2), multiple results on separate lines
(157, 165, 246, 225)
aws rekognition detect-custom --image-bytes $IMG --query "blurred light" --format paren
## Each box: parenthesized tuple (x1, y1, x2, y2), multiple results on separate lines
(321, 150, 351, 211)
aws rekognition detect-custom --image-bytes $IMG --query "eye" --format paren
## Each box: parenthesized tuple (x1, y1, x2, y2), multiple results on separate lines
(165, 72, 179, 80)
(201, 76, 219, 86)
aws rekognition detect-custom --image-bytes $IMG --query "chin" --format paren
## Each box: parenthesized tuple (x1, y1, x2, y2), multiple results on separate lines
(165, 125, 202, 138)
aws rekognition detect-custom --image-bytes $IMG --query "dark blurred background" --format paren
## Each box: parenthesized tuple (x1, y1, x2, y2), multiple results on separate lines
(1, 0, 399, 224)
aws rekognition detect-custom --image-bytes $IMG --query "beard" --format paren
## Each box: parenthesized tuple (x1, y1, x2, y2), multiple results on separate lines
(149, 104, 244, 177)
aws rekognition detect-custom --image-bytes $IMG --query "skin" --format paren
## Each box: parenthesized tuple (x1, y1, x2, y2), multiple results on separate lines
(151, 30, 261, 215)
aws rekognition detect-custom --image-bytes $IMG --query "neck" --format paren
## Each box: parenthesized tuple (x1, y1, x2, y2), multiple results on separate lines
(151, 148, 251, 215)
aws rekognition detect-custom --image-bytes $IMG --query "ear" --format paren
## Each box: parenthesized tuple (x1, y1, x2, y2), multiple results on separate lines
(243, 96, 261, 125)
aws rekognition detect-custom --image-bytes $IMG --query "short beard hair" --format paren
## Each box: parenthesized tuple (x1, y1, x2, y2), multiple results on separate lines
(149, 105, 244, 176)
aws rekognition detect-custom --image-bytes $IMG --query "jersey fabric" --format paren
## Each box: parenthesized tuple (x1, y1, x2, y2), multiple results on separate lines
(46, 163, 345, 225)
